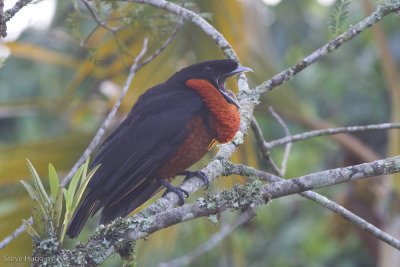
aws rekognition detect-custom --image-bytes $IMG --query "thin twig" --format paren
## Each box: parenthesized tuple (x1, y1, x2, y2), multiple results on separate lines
(0, 218, 32, 250)
(158, 209, 254, 267)
(137, 17, 183, 69)
(267, 122, 400, 149)
(80, 0, 118, 32)
(300, 190, 400, 250)
(250, 117, 281, 176)
(269, 107, 292, 176)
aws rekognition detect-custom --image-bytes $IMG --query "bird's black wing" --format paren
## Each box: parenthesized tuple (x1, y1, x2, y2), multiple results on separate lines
(67, 83, 203, 237)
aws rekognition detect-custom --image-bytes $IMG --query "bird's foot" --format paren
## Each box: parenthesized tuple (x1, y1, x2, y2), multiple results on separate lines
(159, 179, 188, 206)
(178, 170, 210, 190)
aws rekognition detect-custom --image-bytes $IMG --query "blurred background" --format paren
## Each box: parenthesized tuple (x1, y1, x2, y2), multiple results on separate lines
(1, 0, 399, 266)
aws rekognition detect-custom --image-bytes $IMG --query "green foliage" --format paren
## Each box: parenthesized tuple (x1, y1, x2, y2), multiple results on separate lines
(329, 0, 351, 35)
(66, 0, 198, 62)
(20, 158, 99, 244)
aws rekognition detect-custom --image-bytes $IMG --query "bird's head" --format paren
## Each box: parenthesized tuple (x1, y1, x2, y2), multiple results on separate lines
(172, 59, 252, 108)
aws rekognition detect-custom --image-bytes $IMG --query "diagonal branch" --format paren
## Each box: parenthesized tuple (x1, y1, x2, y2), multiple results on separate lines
(254, 2, 400, 95)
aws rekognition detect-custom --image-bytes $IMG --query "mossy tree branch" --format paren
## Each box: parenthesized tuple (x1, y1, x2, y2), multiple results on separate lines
(30, 155, 400, 265)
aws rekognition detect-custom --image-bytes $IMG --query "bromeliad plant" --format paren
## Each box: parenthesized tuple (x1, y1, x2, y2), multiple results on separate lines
(20, 158, 99, 244)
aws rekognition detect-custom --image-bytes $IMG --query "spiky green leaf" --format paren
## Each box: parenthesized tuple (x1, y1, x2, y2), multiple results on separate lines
(26, 159, 51, 210)
(48, 163, 60, 201)
(68, 164, 84, 197)
(63, 188, 72, 212)
(20, 180, 39, 201)
(72, 164, 100, 212)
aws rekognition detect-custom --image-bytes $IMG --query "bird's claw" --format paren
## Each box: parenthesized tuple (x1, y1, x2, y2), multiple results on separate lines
(159, 179, 188, 206)
(178, 170, 210, 190)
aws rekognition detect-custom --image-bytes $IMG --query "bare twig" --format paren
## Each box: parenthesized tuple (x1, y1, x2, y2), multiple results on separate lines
(269, 107, 292, 176)
(0, 0, 35, 38)
(250, 117, 281, 176)
(0, 218, 32, 250)
(267, 122, 400, 149)
(80, 0, 118, 32)
(158, 209, 254, 267)
(300, 191, 400, 250)
(137, 17, 183, 69)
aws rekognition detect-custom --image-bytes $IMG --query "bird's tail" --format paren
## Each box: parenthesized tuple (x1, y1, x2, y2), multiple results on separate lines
(99, 179, 163, 225)
(66, 178, 164, 238)
(66, 195, 99, 239)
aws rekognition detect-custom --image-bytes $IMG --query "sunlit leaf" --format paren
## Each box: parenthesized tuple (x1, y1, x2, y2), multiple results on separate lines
(68, 164, 84, 198)
(63, 188, 72, 212)
(72, 164, 100, 212)
(26, 159, 51, 210)
(48, 163, 59, 201)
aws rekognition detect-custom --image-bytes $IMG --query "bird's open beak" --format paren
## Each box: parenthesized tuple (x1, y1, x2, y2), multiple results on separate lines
(229, 66, 253, 76)
(218, 65, 253, 109)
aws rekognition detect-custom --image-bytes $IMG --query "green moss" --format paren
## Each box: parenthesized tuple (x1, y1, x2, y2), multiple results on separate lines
(31, 236, 63, 266)
(201, 178, 264, 213)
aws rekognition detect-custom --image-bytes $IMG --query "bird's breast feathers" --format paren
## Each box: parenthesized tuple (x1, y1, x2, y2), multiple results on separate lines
(185, 79, 240, 143)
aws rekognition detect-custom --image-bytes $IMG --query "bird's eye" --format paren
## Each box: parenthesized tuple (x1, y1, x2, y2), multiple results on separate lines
(205, 66, 212, 72)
